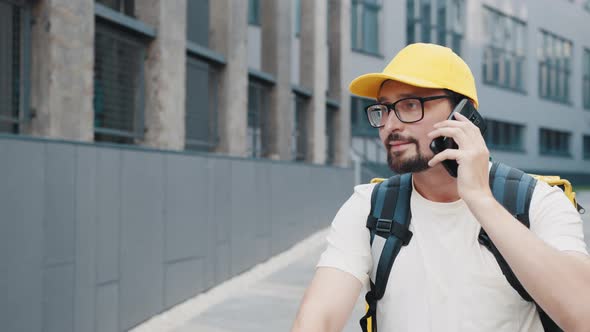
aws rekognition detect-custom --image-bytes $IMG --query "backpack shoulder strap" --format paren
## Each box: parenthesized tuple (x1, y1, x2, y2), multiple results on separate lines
(360, 173, 413, 332)
(480, 161, 536, 301)
(482, 163, 562, 331)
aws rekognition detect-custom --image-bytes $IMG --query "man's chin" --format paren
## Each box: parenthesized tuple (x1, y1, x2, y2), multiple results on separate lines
(387, 154, 431, 174)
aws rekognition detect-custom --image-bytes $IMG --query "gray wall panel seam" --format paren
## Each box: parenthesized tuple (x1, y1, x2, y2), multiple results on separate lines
(93, 150, 100, 332)
(161, 156, 167, 310)
(164, 255, 204, 266)
(41, 142, 48, 331)
(96, 279, 120, 288)
(117, 150, 123, 332)
(73, 145, 78, 332)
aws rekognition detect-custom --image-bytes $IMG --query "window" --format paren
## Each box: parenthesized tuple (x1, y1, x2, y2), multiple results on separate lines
(584, 135, 590, 160)
(247, 79, 271, 158)
(186, 0, 209, 46)
(483, 119, 524, 152)
(0, 0, 30, 134)
(93, 21, 146, 144)
(583, 48, 590, 110)
(185, 0, 221, 151)
(292, 92, 308, 161)
(539, 128, 571, 157)
(538, 30, 572, 104)
(482, 7, 526, 92)
(248, 0, 260, 26)
(351, 0, 381, 55)
(295, 0, 301, 37)
(95, 0, 134, 16)
(407, 0, 464, 55)
(350, 96, 378, 137)
(326, 104, 338, 165)
(185, 57, 219, 151)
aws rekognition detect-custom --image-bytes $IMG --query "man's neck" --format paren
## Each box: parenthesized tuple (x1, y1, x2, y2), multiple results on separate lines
(412, 166, 460, 203)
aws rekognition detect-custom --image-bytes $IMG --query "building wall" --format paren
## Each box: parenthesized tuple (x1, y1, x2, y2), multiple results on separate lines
(334, 0, 590, 181)
(0, 135, 354, 332)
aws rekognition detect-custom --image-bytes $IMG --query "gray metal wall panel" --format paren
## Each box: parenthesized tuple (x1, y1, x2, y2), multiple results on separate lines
(254, 163, 272, 263)
(74, 146, 98, 332)
(214, 242, 231, 286)
(164, 154, 209, 262)
(119, 151, 165, 331)
(43, 264, 74, 332)
(164, 258, 206, 309)
(43, 144, 76, 266)
(96, 283, 119, 332)
(96, 148, 122, 284)
(200, 158, 216, 290)
(209, 158, 232, 284)
(0, 140, 44, 332)
(230, 159, 259, 275)
(0, 137, 355, 331)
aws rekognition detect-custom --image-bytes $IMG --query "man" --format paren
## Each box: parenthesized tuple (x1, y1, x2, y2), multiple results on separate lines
(291, 43, 590, 332)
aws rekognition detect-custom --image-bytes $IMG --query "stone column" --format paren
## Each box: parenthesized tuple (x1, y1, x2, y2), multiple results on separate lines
(209, 0, 249, 157)
(329, 0, 352, 167)
(261, 0, 293, 160)
(136, 0, 187, 150)
(300, 0, 328, 164)
(28, 0, 94, 141)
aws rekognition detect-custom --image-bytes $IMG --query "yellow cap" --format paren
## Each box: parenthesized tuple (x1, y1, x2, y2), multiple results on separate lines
(349, 43, 479, 109)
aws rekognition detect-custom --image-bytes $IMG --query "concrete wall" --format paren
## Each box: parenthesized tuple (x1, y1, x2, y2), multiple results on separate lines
(0, 135, 354, 332)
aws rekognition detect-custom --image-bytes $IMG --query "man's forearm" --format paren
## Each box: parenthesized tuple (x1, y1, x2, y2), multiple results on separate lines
(466, 195, 590, 331)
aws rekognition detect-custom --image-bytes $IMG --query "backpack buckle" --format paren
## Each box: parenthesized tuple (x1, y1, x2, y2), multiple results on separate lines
(376, 219, 393, 233)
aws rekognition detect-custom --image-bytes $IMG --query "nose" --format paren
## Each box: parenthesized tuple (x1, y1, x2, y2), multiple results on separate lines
(381, 110, 405, 134)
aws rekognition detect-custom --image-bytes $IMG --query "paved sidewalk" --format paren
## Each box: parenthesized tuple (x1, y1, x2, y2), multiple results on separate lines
(131, 228, 366, 332)
(133, 191, 590, 332)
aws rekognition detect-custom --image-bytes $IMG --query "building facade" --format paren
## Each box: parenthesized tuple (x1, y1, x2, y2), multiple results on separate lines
(346, 0, 590, 183)
(2, 0, 589, 180)
(0, 0, 351, 167)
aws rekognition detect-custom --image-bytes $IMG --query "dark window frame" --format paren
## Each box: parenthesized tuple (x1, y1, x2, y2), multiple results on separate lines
(483, 119, 525, 152)
(248, 0, 261, 26)
(351, 0, 382, 56)
(538, 30, 573, 105)
(407, 0, 464, 55)
(95, 0, 135, 17)
(583, 48, 590, 110)
(292, 89, 310, 162)
(247, 77, 273, 159)
(0, 0, 31, 134)
(481, 6, 527, 93)
(539, 128, 572, 157)
(584, 135, 590, 160)
(93, 8, 153, 144)
(184, 56, 222, 152)
(351, 96, 379, 138)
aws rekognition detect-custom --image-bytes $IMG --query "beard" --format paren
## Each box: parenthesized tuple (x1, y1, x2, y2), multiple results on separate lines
(385, 133, 431, 174)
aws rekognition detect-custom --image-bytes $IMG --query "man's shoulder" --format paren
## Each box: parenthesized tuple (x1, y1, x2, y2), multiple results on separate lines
(352, 182, 378, 201)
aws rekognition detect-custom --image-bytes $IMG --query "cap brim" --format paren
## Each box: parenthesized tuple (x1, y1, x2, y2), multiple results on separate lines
(349, 73, 445, 99)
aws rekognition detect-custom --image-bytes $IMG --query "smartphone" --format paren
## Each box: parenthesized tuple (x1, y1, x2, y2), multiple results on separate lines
(429, 99, 487, 177)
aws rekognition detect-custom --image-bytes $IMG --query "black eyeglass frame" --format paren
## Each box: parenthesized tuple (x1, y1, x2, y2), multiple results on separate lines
(364, 95, 452, 128)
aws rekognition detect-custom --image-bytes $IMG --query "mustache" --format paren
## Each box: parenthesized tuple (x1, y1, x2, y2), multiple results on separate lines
(386, 133, 419, 145)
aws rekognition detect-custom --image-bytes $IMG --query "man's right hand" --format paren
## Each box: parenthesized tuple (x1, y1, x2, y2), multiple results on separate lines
(291, 267, 363, 332)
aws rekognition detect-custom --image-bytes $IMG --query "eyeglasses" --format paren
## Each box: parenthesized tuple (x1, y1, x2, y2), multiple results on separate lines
(364, 95, 451, 128)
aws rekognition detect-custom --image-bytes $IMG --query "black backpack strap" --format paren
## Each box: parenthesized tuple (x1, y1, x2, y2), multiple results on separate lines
(479, 162, 536, 301)
(360, 173, 413, 332)
(482, 162, 563, 331)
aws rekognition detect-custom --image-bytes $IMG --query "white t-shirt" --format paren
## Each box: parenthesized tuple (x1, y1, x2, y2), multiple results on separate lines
(317, 175, 588, 332)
